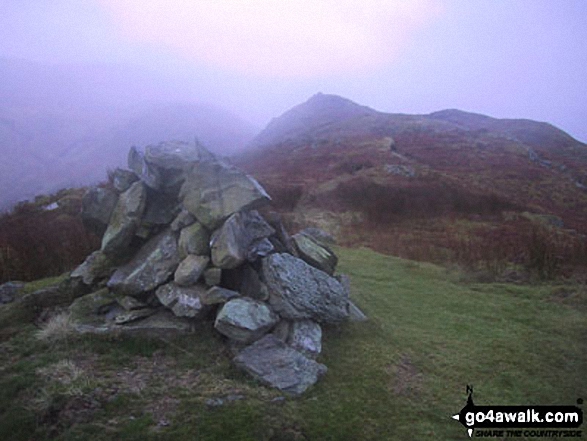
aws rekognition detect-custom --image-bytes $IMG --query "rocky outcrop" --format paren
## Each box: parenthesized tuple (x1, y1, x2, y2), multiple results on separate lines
(73, 140, 361, 395)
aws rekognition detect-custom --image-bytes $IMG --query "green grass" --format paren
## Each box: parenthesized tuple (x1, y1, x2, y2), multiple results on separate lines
(0, 247, 585, 440)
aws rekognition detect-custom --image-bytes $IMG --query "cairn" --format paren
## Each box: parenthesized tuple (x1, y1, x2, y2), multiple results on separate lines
(70, 140, 358, 395)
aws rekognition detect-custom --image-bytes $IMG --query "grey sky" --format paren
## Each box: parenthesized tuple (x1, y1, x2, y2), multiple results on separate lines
(1, 0, 586, 141)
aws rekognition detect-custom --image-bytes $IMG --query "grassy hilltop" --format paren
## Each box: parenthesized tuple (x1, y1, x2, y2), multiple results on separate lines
(1, 247, 584, 440)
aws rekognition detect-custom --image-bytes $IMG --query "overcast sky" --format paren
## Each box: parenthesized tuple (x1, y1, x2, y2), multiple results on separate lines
(1, 0, 586, 141)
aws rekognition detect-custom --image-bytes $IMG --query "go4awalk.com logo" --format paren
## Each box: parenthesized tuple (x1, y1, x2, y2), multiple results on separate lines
(452, 386, 583, 438)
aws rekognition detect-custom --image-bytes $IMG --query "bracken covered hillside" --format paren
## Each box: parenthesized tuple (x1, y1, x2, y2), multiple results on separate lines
(237, 94, 587, 279)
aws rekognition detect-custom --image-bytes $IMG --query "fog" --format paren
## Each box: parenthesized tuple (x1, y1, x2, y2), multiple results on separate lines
(1, 0, 586, 208)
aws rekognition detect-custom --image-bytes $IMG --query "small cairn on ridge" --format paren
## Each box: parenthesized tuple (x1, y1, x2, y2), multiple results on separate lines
(70, 140, 362, 395)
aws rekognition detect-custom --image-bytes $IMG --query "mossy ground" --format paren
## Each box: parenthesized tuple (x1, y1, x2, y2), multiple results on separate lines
(0, 248, 585, 440)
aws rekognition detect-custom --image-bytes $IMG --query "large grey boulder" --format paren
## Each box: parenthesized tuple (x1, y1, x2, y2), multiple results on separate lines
(179, 160, 271, 229)
(214, 297, 279, 344)
(262, 253, 349, 323)
(155, 282, 208, 318)
(81, 186, 119, 236)
(292, 233, 338, 275)
(174, 255, 209, 286)
(233, 334, 327, 396)
(210, 210, 275, 269)
(178, 222, 210, 257)
(70, 250, 114, 285)
(101, 181, 147, 255)
(107, 229, 180, 297)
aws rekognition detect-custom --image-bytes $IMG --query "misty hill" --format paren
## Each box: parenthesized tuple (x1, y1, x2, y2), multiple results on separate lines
(0, 58, 257, 211)
(238, 93, 587, 275)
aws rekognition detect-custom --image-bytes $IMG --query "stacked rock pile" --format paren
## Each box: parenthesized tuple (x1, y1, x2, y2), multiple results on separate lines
(69, 140, 362, 395)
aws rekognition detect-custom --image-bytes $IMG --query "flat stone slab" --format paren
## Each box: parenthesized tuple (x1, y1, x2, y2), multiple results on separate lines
(233, 334, 327, 396)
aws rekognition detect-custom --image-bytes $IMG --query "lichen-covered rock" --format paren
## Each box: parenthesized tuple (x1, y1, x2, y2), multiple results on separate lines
(101, 181, 147, 255)
(179, 160, 271, 229)
(107, 229, 180, 297)
(70, 250, 114, 285)
(292, 233, 338, 275)
(174, 255, 209, 286)
(155, 282, 208, 318)
(201, 286, 240, 305)
(214, 298, 279, 344)
(178, 222, 210, 257)
(262, 253, 349, 323)
(233, 334, 327, 396)
(81, 186, 119, 236)
(210, 210, 275, 269)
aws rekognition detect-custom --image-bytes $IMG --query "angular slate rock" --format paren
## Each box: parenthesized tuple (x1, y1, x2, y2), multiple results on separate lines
(81, 186, 119, 236)
(70, 250, 114, 285)
(107, 229, 180, 297)
(203, 267, 222, 286)
(210, 210, 275, 269)
(116, 295, 147, 311)
(114, 307, 156, 324)
(179, 160, 271, 229)
(171, 209, 196, 232)
(110, 168, 138, 193)
(144, 140, 211, 170)
(178, 222, 210, 257)
(299, 227, 336, 248)
(292, 233, 338, 275)
(215, 298, 279, 344)
(101, 181, 147, 256)
(233, 334, 327, 396)
(155, 282, 208, 318)
(262, 253, 349, 323)
(174, 255, 209, 286)
(128, 146, 162, 190)
(201, 286, 240, 305)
